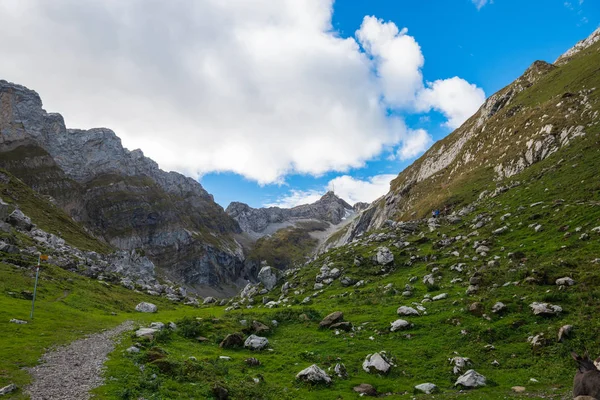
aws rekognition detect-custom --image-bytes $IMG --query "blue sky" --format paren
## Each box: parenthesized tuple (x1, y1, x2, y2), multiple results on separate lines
(200, 0, 599, 209)
(0, 0, 597, 210)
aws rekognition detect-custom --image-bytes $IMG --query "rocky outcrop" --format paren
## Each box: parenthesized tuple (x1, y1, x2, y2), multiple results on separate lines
(0, 80, 245, 291)
(226, 191, 354, 237)
(555, 27, 600, 65)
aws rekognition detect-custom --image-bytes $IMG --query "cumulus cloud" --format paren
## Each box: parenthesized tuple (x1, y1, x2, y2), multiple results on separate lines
(396, 129, 434, 160)
(472, 0, 492, 10)
(417, 77, 486, 128)
(265, 174, 395, 208)
(0, 1, 484, 184)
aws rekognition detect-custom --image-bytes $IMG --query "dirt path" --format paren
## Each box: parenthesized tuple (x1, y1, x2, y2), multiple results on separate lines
(26, 320, 134, 400)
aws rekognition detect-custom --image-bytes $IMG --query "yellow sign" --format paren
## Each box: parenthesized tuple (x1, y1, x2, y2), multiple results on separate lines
(40, 255, 49, 261)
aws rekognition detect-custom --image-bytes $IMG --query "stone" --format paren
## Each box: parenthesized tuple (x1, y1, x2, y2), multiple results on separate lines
(512, 386, 526, 393)
(375, 246, 394, 265)
(492, 302, 507, 313)
(244, 334, 269, 350)
(363, 352, 392, 374)
(353, 383, 377, 396)
(432, 293, 448, 301)
(219, 333, 244, 348)
(258, 266, 278, 291)
(245, 357, 261, 366)
(530, 302, 562, 316)
(212, 384, 229, 400)
(334, 363, 347, 379)
(295, 364, 331, 384)
(6, 209, 33, 231)
(527, 333, 546, 347)
(135, 302, 157, 313)
(203, 296, 217, 304)
(397, 306, 419, 316)
(126, 346, 140, 353)
(390, 319, 412, 332)
(240, 283, 258, 299)
(466, 285, 479, 295)
(245, 320, 270, 335)
(0, 384, 17, 396)
(422, 274, 435, 286)
(149, 322, 165, 330)
(469, 302, 484, 316)
(455, 369, 486, 388)
(340, 276, 357, 287)
(415, 383, 438, 394)
(9, 319, 27, 324)
(330, 321, 352, 332)
(319, 311, 344, 328)
(493, 226, 509, 235)
(449, 356, 471, 375)
(558, 324, 573, 342)
(135, 328, 159, 339)
(555, 277, 575, 286)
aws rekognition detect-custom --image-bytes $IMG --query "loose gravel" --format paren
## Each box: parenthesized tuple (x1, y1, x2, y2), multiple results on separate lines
(26, 320, 134, 400)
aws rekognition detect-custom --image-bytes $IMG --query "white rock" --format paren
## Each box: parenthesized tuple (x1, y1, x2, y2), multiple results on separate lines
(432, 293, 448, 301)
(126, 346, 140, 353)
(149, 322, 165, 330)
(415, 383, 438, 394)
(244, 334, 269, 350)
(296, 364, 331, 384)
(376, 246, 394, 265)
(363, 352, 392, 374)
(390, 319, 412, 332)
(135, 302, 157, 313)
(492, 302, 506, 313)
(258, 266, 278, 291)
(135, 328, 159, 339)
(455, 369, 486, 388)
(530, 302, 562, 316)
(397, 306, 420, 316)
(9, 319, 27, 324)
(0, 384, 17, 395)
(555, 277, 575, 286)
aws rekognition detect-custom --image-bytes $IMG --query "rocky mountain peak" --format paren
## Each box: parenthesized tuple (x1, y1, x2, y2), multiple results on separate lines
(555, 27, 600, 65)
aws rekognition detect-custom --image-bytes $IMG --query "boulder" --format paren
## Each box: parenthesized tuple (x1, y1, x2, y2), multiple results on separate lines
(530, 302, 562, 316)
(244, 334, 269, 350)
(432, 293, 448, 301)
(149, 322, 165, 330)
(492, 302, 507, 313)
(558, 324, 573, 342)
(319, 311, 343, 328)
(295, 364, 331, 384)
(258, 266, 278, 291)
(397, 306, 419, 316)
(353, 384, 377, 396)
(203, 296, 217, 304)
(362, 352, 392, 374)
(6, 209, 33, 231)
(390, 319, 412, 332)
(414, 383, 438, 394)
(340, 276, 357, 287)
(455, 369, 486, 388)
(375, 246, 394, 265)
(135, 328, 159, 339)
(219, 333, 244, 348)
(334, 363, 347, 379)
(244, 320, 270, 335)
(0, 384, 17, 396)
(135, 302, 157, 313)
(555, 277, 575, 286)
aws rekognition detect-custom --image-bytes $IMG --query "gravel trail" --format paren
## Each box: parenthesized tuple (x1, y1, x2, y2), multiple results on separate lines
(26, 320, 134, 400)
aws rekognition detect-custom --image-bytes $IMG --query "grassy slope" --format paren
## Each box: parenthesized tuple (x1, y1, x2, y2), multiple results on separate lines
(93, 126, 599, 399)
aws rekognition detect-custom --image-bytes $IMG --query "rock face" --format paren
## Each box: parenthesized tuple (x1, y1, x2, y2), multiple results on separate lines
(295, 364, 331, 384)
(0, 80, 246, 291)
(135, 302, 157, 313)
(226, 191, 355, 237)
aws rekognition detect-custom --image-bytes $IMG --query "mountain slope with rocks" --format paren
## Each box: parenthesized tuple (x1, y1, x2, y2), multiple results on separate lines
(330, 29, 600, 247)
(0, 81, 245, 293)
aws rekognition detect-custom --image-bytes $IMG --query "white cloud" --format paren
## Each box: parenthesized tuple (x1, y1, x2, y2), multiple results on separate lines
(397, 129, 434, 160)
(472, 0, 492, 10)
(265, 173, 396, 208)
(0, 1, 484, 185)
(417, 77, 486, 128)
(264, 189, 324, 208)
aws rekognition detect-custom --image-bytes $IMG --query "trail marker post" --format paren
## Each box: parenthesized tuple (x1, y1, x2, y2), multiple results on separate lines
(30, 254, 47, 320)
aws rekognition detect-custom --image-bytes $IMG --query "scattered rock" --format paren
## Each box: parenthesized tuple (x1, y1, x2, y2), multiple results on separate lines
(449, 356, 472, 375)
(258, 266, 278, 291)
(375, 246, 394, 265)
(0, 384, 17, 396)
(126, 346, 140, 353)
(212, 384, 229, 400)
(135, 328, 159, 339)
(319, 311, 344, 328)
(555, 277, 575, 286)
(9, 319, 27, 324)
(219, 333, 244, 349)
(135, 302, 157, 313)
(512, 386, 526, 393)
(415, 382, 438, 394)
(244, 320, 270, 335)
(295, 364, 331, 384)
(530, 302, 562, 316)
(245, 357, 261, 366)
(334, 363, 347, 379)
(244, 334, 269, 350)
(7, 209, 33, 231)
(390, 319, 412, 332)
(363, 352, 392, 374)
(558, 324, 573, 342)
(330, 321, 352, 332)
(432, 293, 448, 301)
(455, 369, 486, 388)
(397, 306, 420, 316)
(353, 383, 377, 396)
(203, 296, 217, 304)
(469, 302, 484, 316)
(492, 302, 507, 314)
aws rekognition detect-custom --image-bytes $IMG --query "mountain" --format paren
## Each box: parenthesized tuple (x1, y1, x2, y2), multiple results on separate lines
(227, 191, 360, 269)
(329, 28, 600, 247)
(0, 80, 245, 294)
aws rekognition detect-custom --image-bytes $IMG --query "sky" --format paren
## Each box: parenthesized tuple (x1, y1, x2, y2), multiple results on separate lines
(0, 0, 597, 209)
